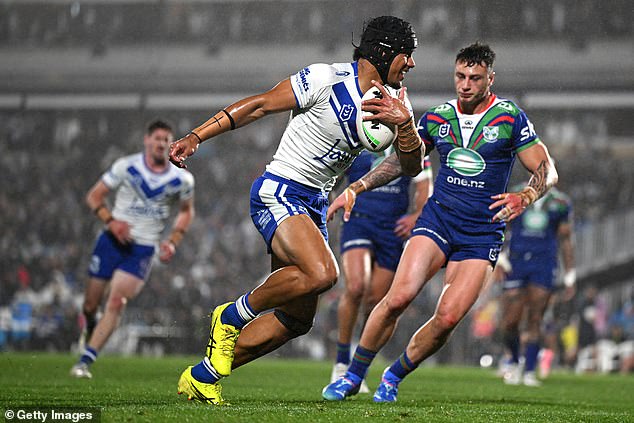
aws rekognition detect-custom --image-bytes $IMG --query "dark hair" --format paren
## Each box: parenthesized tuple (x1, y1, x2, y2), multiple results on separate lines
(352, 47, 362, 61)
(456, 42, 495, 71)
(146, 119, 173, 135)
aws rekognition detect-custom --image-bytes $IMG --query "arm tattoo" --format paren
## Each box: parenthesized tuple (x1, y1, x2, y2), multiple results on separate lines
(357, 153, 403, 191)
(209, 116, 222, 128)
(197, 110, 233, 134)
(527, 159, 556, 198)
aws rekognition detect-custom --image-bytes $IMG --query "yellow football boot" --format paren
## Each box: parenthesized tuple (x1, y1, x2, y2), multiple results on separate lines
(177, 366, 225, 405)
(206, 302, 241, 376)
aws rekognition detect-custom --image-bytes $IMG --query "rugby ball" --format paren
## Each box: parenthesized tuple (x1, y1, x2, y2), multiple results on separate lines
(359, 86, 398, 152)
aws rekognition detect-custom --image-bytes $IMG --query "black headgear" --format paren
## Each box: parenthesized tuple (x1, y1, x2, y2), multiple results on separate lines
(357, 16, 417, 84)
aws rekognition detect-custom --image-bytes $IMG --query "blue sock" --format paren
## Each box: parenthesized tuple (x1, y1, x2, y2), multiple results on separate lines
(504, 331, 520, 364)
(388, 351, 418, 380)
(336, 343, 351, 365)
(524, 342, 540, 372)
(191, 357, 221, 384)
(348, 346, 377, 381)
(79, 347, 98, 365)
(220, 293, 257, 329)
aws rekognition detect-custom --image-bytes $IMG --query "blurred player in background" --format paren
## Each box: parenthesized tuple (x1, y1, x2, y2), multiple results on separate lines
(169, 16, 423, 405)
(70, 120, 195, 379)
(329, 149, 432, 393)
(323, 42, 559, 403)
(496, 185, 575, 386)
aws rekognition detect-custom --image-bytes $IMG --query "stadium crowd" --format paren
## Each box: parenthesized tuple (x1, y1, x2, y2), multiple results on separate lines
(0, 0, 631, 55)
(0, 105, 632, 373)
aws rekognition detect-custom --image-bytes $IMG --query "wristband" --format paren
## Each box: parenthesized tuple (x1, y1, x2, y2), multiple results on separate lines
(168, 228, 185, 247)
(520, 186, 539, 206)
(396, 118, 422, 153)
(349, 179, 367, 196)
(563, 269, 576, 287)
(189, 131, 203, 144)
(222, 109, 236, 130)
(357, 179, 368, 193)
(94, 205, 113, 224)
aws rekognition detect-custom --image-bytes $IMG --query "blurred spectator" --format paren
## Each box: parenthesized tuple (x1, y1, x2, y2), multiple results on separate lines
(1, 0, 632, 50)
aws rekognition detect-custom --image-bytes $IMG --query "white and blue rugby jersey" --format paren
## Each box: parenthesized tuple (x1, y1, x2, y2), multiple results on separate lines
(102, 153, 194, 246)
(267, 62, 374, 192)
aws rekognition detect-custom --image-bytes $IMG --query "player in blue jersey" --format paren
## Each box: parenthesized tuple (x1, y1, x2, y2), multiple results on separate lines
(329, 150, 432, 392)
(168, 16, 424, 405)
(496, 186, 575, 386)
(323, 42, 559, 402)
(70, 120, 195, 379)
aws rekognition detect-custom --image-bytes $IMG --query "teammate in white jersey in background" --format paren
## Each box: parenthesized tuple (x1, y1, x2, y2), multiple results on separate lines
(169, 16, 425, 405)
(70, 120, 195, 379)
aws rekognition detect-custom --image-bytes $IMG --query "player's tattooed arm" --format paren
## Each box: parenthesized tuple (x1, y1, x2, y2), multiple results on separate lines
(517, 157, 558, 207)
(349, 153, 403, 196)
(527, 159, 557, 200)
(328, 153, 404, 222)
(490, 144, 558, 222)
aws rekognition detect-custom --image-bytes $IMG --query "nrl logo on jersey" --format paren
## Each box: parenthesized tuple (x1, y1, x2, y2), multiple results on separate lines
(339, 104, 354, 122)
(438, 123, 451, 138)
(483, 126, 499, 142)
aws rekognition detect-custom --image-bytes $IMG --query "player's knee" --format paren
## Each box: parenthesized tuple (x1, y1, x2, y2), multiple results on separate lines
(384, 293, 414, 316)
(274, 309, 313, 338)
(106, 296, 128, 313)
(304, 260, 339, 295)
(344, 281, 365, 303)
(433, 309, 462, 333)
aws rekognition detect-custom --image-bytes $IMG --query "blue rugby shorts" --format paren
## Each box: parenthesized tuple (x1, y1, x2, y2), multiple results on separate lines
(412, 199, 504, 266)
(250, 171, 328, 252)
(88, 231, 155, 281)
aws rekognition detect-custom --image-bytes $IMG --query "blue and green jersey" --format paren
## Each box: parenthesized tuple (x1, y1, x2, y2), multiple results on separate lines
(417, 94, 539, 224)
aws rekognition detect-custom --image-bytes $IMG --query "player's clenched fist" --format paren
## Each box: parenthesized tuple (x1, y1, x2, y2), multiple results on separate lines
(169, 133, 201, 168)
(107, 220, 132, 244)
(159, 239, 176, 263)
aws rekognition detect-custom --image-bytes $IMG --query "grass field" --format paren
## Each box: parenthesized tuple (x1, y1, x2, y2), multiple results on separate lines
(1, 352, 632, 422)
